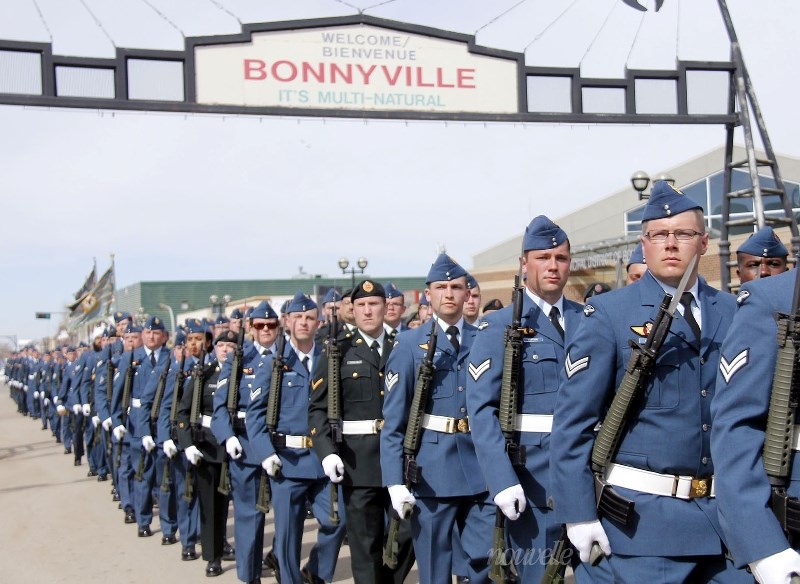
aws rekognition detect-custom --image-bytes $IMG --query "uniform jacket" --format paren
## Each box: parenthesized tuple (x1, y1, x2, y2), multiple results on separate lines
(380, 320, 486, 498)
(155, 357, 192, 447)
(176, 359, 225, 464)
(131, 347, 172, 439)
(551, 272, 736, 556)
(466, 293, 582, 506)
(309, 328, 393, 487)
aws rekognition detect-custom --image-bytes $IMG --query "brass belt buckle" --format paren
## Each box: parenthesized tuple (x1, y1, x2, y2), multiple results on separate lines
(457, 418, 470, 433)
(690, 477, 710, 498)
(374, 419, 384, 432)
(302, 436, 313, 448)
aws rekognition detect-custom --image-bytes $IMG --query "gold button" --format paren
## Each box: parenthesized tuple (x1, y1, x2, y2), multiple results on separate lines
(352, 372, 358, 378)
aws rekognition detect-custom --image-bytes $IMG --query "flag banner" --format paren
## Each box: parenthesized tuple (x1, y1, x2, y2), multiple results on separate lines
(69, 266, 115, 329)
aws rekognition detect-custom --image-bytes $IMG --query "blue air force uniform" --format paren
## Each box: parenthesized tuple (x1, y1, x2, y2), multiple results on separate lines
(711, 268, 800, 574)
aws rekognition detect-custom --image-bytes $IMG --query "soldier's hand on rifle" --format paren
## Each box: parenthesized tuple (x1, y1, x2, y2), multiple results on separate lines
(43, 397, 50, 406)
(72, 403, 82, 415)
(56, 404, 67, 416)
(33, 390, 39, 399)
(112, 424, 127, 441)
(566, 519, 611, 563)
(102, 417, 112, 431)
(23, 384, 28, 392)
(225, 437, 243, 460)
(749, 548, 800, 584)
(185, 445, 204, 466)
(388, 485, 416, 518)
(262, 454, 282, 477)
(142, 435, 156, 453)
(53, 396, 60, 406)
(92, 415, 101, 428)
(82, 403, 91, 417)
(322, 454, 345, 483)
(163, 439, 178, 459)
(494, 484, 526, 520)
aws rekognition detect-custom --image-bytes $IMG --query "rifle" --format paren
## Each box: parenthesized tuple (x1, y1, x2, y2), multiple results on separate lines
(184, 345, 206, 503)
(256, 328, 286, 513)
(163, 348, 187, 493)
(764, 268, 800, 556)
(116, 354, 138, 470)
(326, 304, 342, 526)
(137, 354, 172, 481)
(218, 324, 245, 496)
(384, 317, 438, 569)
(490, 268, 526, 584)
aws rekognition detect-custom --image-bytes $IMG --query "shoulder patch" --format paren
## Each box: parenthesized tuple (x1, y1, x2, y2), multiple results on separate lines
(565, 353, 590, 379)
(736, 290, 750, 305)
(311, 378, 324, 391)
(468, 358, 491, 381)
(477, 320, 489, 331)
(385, 371, 399, 393)
(719, 349, 749, 383)
(583, 304, 596, 316)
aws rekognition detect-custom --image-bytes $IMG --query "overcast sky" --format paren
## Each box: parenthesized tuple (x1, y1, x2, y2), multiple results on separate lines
(2, 0, 799, 344)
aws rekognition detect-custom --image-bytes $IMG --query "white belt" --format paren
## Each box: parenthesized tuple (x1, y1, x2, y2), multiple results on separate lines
(421, 414, 470, 434)
(131, 398, 142, 408)
(237, 411, 246, 419)
(516, 414, 553, 433)
(284, 435, 312, 449)
(342, 419, 384, 435)
(792, 425, 800, 451)
(605, 463, 715, 500)
(201, 415, 212, 428)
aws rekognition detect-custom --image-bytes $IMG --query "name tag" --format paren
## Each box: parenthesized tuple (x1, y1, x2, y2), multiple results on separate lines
(346, 360, 363, 365)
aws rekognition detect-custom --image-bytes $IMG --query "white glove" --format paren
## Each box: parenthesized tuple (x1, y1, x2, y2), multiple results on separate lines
(750, 548, 800, 584)
(33, 391, 39, 399)
(56, 404, 66, 416)
(388, 484, 416, 518)
(82, 404, 91, 417)
(185, 445, 204, 466)
(92, 415, 101, 428)
(225, 436, 243, 460)
(163, 439, 178, 459)
(53, 396, 60, 406)
(142, 435, 156, 453)
(102, 417, 112, 431)
(261, 454, 282, 477)
(112, 425, 127, 441)
(566, 520, 612, 564)
(72, 403, 82, 415)
(43, 397, 50, 406)
(494, 484, 526, 520)
(23, 384, 28, 392)
(322, 454, 345, 483)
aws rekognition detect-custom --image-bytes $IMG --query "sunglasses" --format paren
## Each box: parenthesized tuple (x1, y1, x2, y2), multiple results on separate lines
(252, 321, 279, 331)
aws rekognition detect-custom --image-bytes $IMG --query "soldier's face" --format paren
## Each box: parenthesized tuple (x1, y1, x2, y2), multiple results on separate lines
(425, 278, 468, 324)
(522, 241, 571, 304)
(736, 253, 788, 283)
(252, 318, 279, 348)
(215, 341, 236, 363)
(115, 319, 130, 336)
(186, 333, 206, 358)
(289, 309, 319, 343)
(172, 345, 185, 360)
(123, 333, 140, 351)
(385, 297, 406, 326)
(626, 263, 648, 285)
(641, 211, 708, 288)
(340, 298, 355, 322)
(142, 329, 165, 350)
(464, 287, 481, 319)
(354, 297, 386, 338)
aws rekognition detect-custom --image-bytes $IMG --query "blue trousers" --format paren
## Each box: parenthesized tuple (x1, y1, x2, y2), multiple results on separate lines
(606, 552, 753, 584)
(159, 452, 199, 545)
(114, 436, 134, 511)
(130, 440, 156, 528)
(231, 460, 265, 582)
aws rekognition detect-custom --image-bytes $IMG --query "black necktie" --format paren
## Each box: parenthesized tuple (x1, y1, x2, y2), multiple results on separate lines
(301, 355, 309, 372)
(680, 292, 701, 343)
(371, 340, 381, 359)
(150, 351, 156, 368)
(549, 306, 565, 340)
(446, 325, 460, 353)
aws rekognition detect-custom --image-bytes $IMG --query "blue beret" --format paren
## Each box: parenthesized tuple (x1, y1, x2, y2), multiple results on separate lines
(173, 330, 187, 346)
(113, 311, 132, 323)
(627, 242, 645, 268)
(351, 280, 385, 301)
(124, 324, 143, 334)
(144, 316, 166, 331)
(78, 341, 89, 348)
(66, 346, 77, 352)
(426, 253, 467, 285)
(280, 300, 290, 314)
(102, 327, 118, 338)
(737, 226, 788, 258)
(384, 282, 404, 299)
(213, 314, 230, 325)
(286, 291, 317, 313)
(641, 181, 702, 222)
(185, 319, 207, 335)
(230, 307, 244, 319)
(250, 300, 278, 320)
(323, 288, 342, 304)
(419, 295, 429, 306)
(523, 215, 568, 251)
(466, 274, 478, 290)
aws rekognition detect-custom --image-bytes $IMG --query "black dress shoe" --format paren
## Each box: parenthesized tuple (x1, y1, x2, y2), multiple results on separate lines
(124, 507, 136, 524)
(64, 447, 71, 454)
(182, 546, 198, 561)
(161, 535, 177, 545)
(138, 526, 153, 537)
(73, 458, 82, 466)
(222, 542, 235, 561)
(87, 470, 97, 477)
(248, 579, 261, 584)
(300, 566, 324, 584)
(56, 436, 62, 443)
(97, 474, 108, 482)
(262, 549, 279, 582)
(206, 558, 223, 577)
(111, 487, 117, 495)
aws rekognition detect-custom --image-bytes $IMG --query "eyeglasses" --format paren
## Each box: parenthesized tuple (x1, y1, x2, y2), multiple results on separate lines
(644, 229, 704, 243)
(251, 321, 278, 331)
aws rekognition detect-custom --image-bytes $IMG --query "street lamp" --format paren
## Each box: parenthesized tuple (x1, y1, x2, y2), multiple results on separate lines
(158, 303, 176, 334)
(630, 171, 675, 200)
(338, 257, 368, 287)
(209, 294, 232, 316)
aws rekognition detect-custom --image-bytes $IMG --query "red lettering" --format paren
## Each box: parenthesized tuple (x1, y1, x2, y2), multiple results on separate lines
(436, 68, 455, 88)
(302, 62, 325, 83)
(271, 61, 297, 82)
(356, 64, 376, 85)
(415, 67, 434, 88)
(457, 68, 476, 89)
(405, 66, 412, 87)
(243, 59, 266, 80)
(331, 64, 353, 84)
(381, 65, 403, 86)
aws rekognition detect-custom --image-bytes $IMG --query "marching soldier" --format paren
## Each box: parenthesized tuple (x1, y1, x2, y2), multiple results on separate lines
(383, 283, 408, 337)
(735, 225, 789, 284)
(464, 274, 482, 326)
(381, 253, 493, 584)
(309, 280, 415, 583)
(625, 242, 647, 285)
(246, 291, 346, 584)
(550, 182, 750, 582)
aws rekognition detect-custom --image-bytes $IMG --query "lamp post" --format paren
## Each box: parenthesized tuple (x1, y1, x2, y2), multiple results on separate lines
(209, 294, 232, 316)
(158, 303, 176, 334)
(630, 171, 675, 200)
(338, 257, 368, 288)
(135, 306, 149, 326)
